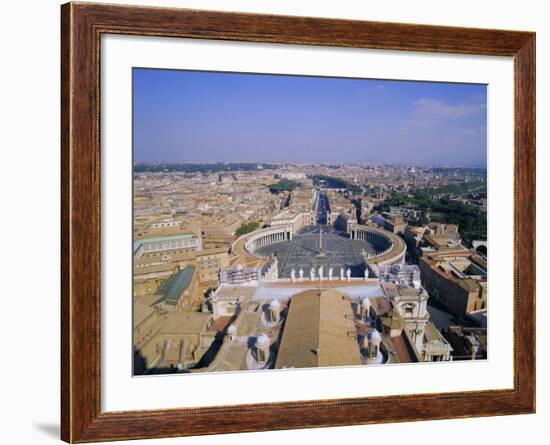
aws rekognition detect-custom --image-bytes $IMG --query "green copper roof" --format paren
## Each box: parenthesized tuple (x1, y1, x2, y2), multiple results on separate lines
(154, 266, 196, 306)
(133, 233, 196, 255)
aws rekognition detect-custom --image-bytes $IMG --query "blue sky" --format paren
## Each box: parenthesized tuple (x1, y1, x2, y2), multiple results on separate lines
(133, 68, 487, 166)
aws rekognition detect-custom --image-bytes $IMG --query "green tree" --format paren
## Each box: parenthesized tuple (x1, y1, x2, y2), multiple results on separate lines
(268, 180, 301, 194)
(235, 221, 260, 237)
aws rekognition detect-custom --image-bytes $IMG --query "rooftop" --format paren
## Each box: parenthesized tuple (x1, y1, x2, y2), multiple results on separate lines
(390, 331, 417, 363)
(275, 289, 362, 369)
(212, 285, 257, 302)
(154, 266, 196, 305)
(133, 233, 198, 255)
(133, 299, 158, 327)
(160, 311, 212, 334)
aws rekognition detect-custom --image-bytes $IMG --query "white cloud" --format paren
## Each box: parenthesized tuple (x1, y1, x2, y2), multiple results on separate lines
(413, 98, 485, 121)
(459, 125, 487, 137)
(460, 128, 478, 136)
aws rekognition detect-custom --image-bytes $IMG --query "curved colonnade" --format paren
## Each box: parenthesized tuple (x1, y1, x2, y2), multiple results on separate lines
(350, 224, 406, 265)
(231, 226, 292, 266)
(244, 226, 293, 257)
(231, 223, 406, 267)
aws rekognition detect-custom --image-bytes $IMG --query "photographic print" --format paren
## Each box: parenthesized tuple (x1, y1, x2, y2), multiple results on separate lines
(132, 68, 488, 375)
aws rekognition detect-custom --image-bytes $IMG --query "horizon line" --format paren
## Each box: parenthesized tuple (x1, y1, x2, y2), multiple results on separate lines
(133, 160, 487, 168)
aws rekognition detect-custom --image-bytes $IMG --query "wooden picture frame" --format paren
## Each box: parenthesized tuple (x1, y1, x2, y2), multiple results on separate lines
(61, 2, 535, 442)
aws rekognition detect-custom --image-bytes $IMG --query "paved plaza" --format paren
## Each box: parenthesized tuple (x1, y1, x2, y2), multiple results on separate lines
(256, 225, 380, 278)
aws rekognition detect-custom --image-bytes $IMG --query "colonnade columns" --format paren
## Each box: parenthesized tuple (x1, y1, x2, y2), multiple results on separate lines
(249, 230, 296, 251)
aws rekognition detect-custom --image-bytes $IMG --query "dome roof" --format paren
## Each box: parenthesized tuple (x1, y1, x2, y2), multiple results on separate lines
(255, 334, 270, 348)
(365, 352, 385, 364)
(368, 329, 382, 343)
(269, 299, 281, 309)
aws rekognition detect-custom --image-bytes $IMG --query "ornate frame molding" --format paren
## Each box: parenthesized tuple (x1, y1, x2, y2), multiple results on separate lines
(61, 2, 535, 442)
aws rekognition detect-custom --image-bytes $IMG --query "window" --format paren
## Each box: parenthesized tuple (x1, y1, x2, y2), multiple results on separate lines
(404, 303, 415, 316)
(370, 345, 378, 357)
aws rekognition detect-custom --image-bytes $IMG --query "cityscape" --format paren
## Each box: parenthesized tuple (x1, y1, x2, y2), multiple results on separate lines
(132, 69, 487, 375)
